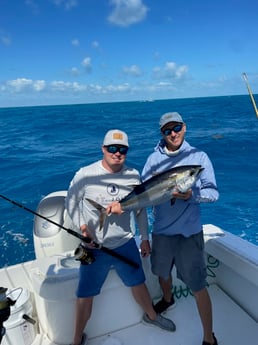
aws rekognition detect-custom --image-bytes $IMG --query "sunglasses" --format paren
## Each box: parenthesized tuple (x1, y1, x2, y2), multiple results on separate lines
(162, 124, 183, 136)
(105, 145, 129, 155)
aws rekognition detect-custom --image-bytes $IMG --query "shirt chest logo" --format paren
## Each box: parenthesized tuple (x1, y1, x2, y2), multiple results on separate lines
(107, 183, 119, 196)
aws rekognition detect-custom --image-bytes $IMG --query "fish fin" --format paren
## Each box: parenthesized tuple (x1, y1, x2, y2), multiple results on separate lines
(85, 198, 104, 211)
(86, 198, 106, 231)
(131, 184, 146, 195)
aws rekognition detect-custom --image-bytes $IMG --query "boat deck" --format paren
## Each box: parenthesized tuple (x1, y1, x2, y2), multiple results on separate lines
(30, 284, 258, 345)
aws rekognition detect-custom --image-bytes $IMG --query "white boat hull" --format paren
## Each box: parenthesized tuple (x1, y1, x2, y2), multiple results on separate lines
(0, 192, 257, 345)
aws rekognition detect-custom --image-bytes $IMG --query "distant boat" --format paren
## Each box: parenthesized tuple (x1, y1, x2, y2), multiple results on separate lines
(242, 72, 258, 118)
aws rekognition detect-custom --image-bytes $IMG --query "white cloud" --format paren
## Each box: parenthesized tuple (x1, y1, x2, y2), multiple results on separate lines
(2, 78, 135, 97)
(50, 80, 87, 92)
(71, 38, 80, 47)
(108, 0, 148, 27)
(153, 61, 189, 80)
(5, 78, 46, 92)
(92, 41, 99, 49)
(6, 78, 33, 92)
(122, 64, 142, 76)
(70, 67, 80, 76)
(81, 57, 92, 73)
(33, 80, 46, 91)
(105, 83, 131, 92)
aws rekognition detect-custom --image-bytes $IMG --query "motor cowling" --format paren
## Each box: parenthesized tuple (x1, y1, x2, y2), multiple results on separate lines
(33, 191, 80, 258)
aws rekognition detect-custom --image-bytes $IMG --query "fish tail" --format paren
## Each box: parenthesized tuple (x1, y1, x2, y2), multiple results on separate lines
(86, 198, 107, 230)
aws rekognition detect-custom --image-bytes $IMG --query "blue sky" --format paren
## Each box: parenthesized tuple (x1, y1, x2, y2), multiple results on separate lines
(1, 0, 258, 107)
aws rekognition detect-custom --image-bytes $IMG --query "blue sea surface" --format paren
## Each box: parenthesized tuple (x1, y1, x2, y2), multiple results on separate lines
(1, 95, 258, 267)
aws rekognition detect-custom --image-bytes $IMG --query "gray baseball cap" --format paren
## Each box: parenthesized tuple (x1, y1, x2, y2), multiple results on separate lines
(159, 112, 184, 128)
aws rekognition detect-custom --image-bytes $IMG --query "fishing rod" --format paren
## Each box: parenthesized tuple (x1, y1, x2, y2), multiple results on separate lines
(0, 194, 139, 269)
(242, 72, 258, 118)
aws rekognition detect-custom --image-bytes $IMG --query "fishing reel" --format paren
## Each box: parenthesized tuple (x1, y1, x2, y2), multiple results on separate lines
(74, 243, 95, 265)
(0, 287, 16, 344)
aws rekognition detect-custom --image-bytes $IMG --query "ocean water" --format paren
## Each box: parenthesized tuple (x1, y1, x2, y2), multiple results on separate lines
(1, 95, 258, 267)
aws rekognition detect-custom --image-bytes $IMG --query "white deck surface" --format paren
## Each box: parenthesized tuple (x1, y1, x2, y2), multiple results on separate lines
(30, 284, 258, 345)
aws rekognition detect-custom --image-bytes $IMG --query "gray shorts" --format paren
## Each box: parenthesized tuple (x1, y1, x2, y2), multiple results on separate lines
(151, 231, 207, 292)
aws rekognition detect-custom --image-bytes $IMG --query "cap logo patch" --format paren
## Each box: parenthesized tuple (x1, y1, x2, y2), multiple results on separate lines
(113, 133, 123, 140)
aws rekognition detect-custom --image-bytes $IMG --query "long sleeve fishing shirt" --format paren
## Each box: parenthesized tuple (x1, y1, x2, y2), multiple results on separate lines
(141, 140, 219, 237)
(65, 160, 149, 249)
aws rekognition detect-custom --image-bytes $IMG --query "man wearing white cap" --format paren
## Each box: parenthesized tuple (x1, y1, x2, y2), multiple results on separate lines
(142, 112, 219, 345)
(65, 129, 176, 345)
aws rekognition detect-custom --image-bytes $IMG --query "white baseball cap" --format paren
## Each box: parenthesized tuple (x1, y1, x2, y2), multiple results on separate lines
(103, 129, 129, 147)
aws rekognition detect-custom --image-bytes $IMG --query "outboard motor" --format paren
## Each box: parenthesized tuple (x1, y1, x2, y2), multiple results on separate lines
(33, 191, 80, 258)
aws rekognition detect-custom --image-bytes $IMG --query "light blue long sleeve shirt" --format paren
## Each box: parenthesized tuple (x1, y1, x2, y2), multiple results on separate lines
(141, 140, 219, 237)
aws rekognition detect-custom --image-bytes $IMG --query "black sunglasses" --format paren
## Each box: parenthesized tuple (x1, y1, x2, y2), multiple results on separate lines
(162, 124, 183, 136)
(105, 145, 128, 155)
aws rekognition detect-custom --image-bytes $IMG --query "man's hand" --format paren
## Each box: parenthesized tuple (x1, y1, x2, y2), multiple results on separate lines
(80, 224, 96, 248)
(140, 240, 151, 257)
(172, 188, 192, 200)
(106, 201, 124, 215)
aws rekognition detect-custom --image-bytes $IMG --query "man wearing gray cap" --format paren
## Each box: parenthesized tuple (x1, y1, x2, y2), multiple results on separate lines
(142, 112, 219, 345)
(66, 129, 176, 345)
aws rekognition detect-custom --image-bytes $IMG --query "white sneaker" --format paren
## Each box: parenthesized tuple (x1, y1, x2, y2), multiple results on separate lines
(142, 313, 176, 332)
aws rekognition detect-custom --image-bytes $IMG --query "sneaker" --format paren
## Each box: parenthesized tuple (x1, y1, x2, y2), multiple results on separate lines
(142, 313, 176, 332)
(202, 333, 218, 345)
(153, 295, 176, 314)
(70, 333, 88, 345)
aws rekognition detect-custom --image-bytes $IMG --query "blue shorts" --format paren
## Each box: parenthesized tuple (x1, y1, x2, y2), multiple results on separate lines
(76, 238, 145, 298)
(151, 232, 207, 292)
